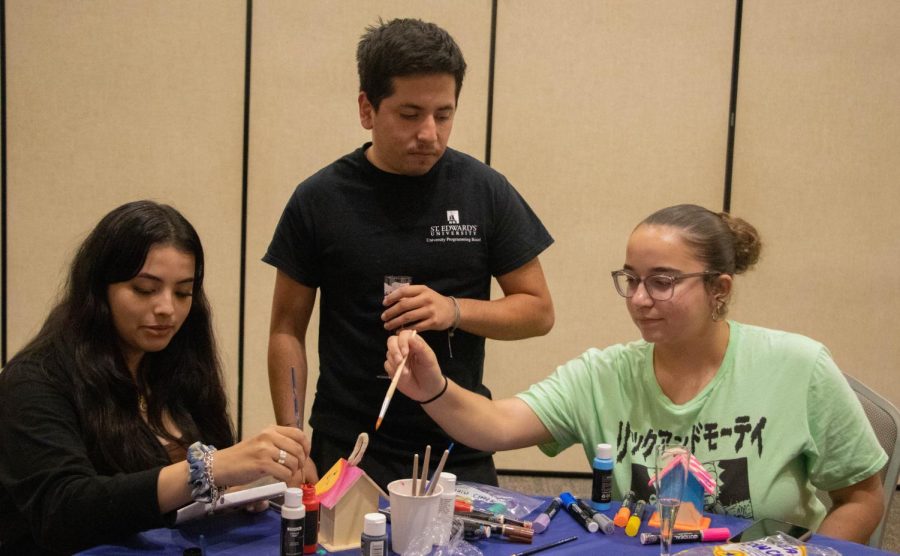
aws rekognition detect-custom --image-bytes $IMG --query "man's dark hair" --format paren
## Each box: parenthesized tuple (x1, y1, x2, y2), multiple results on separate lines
(357, 18, 467, 110)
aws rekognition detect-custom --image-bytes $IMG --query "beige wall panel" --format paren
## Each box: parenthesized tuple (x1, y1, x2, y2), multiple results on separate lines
(5, 1, 246, 405)
(730, 1, 900, 410)
(243, 2, 493, 438)
(488, 1, 735, 472)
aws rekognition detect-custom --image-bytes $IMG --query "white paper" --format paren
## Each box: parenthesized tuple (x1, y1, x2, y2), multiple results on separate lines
(175, 481, 287, 524)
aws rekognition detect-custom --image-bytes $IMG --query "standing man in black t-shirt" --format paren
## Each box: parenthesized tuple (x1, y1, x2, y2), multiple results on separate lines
(264, 18, 555, 489)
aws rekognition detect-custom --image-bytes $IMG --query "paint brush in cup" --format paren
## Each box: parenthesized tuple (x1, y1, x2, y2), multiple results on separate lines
(375, 330, 417, 430)
(424, 444, 453, 496)
(419, 445, 431, 495)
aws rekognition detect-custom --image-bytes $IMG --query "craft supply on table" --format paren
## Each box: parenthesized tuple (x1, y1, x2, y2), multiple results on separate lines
(559, 492, 599, 533)
(591, 443, 614, 510)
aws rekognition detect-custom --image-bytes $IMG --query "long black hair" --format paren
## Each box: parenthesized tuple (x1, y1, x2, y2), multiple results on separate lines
(8, 200, 234, 472)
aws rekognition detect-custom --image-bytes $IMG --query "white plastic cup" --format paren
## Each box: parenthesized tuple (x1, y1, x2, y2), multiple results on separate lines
(387, 479, 444, 555)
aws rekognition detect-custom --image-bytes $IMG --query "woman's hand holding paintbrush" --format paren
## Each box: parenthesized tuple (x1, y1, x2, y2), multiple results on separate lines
(383, 329, 447, 407)
(375, 330, 419, 430)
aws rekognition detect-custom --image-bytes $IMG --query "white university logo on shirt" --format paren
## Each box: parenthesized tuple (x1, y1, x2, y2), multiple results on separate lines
(426, 209, 482, 243)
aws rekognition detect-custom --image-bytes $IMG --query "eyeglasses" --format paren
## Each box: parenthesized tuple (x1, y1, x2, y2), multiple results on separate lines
(611, 270, 721, 301)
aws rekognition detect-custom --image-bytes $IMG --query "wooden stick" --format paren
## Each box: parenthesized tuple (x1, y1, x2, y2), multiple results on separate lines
(425, 446, 451, 496)
(412, 453, 419, 497)
(375, 330, 417, 431)
(419, 445, 431, 496)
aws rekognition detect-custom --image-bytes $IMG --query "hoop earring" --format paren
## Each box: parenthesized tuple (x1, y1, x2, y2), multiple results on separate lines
(711, 297, 726, 322)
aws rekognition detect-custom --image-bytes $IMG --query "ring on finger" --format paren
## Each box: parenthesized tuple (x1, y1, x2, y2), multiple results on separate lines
(277, 449, 287, 466)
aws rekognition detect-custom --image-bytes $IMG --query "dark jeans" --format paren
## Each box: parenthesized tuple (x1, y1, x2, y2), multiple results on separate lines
(311, 432, 498, 492)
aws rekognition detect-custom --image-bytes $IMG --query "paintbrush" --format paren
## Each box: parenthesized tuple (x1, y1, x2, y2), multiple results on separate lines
(419, 445, 431, 495)
(412, 453, 419, 497)
(290, 366, 300, 428)
(375, 330, 417, 430)
(424, 444, 453, 496)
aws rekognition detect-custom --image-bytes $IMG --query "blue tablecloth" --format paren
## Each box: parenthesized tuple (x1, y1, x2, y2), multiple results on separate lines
(78, 499, 893, 555)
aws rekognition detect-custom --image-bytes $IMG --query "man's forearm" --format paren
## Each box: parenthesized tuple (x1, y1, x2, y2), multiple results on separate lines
(268, 333, 308, 428)
(455, 292, 554, 340)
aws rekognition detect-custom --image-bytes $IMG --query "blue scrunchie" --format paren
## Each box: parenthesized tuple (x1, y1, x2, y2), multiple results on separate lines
(187, 441, 217, 502)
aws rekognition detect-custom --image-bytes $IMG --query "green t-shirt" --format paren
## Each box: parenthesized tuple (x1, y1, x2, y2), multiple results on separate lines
(516, 321, 887, 529)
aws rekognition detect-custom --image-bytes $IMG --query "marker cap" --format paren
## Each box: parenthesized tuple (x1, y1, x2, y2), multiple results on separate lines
(699, 528, 731, 542)
(532, 516, 549, 533)
(532, 497, 561, 534)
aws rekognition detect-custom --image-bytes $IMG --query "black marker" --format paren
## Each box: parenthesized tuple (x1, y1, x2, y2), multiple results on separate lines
(576, 498, 614, 535)
(559, 492, 599, 533)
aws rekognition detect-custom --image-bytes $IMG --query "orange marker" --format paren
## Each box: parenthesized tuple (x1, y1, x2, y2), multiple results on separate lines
(614, 491, 637, 527)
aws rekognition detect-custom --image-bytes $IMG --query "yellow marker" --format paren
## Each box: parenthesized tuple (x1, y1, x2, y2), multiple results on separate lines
(625, 499, 647, 537)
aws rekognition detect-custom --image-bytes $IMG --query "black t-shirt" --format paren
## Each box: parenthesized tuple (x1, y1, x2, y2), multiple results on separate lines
(264, 144, 553, 462)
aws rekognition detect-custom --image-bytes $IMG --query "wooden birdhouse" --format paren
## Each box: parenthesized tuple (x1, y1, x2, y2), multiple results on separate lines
(648, 452, 717, 531)
(315, 433, 387, 552)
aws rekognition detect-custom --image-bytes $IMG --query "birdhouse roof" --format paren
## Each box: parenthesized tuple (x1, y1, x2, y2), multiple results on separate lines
(649, 452, 716, 495)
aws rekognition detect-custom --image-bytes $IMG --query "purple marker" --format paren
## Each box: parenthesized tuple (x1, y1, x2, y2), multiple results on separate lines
(532, 497, 562, 534)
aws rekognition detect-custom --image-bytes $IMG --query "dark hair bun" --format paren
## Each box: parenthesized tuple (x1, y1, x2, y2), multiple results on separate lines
(719, 212, 762, 274)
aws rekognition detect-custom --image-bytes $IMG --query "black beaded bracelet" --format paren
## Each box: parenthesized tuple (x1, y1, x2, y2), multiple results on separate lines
(420, 375, 449, 405)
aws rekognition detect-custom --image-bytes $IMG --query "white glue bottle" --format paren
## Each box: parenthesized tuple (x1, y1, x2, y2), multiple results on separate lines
(281, 487, 305, 556)
(436, 472, 457, 546)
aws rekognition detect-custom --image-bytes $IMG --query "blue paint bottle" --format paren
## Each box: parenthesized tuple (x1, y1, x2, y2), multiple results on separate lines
(591, 443, 613, 510)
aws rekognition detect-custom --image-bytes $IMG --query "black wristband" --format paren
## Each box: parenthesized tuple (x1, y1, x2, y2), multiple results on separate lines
(419, 375, 449, 405)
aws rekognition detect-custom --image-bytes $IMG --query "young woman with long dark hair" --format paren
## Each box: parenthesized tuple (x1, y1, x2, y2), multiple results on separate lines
(0, 200, 309, 554)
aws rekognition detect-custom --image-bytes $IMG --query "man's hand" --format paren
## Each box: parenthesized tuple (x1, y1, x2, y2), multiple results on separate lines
(382, 285, 456, 332)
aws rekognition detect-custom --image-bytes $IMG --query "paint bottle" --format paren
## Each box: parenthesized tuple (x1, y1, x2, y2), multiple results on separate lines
(360, 512, 387, 556)
(301, 484, 319, 554)
(590, 443, 613, 510)
(281, 487, 305, 556)
(436, 472, 457, 546)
